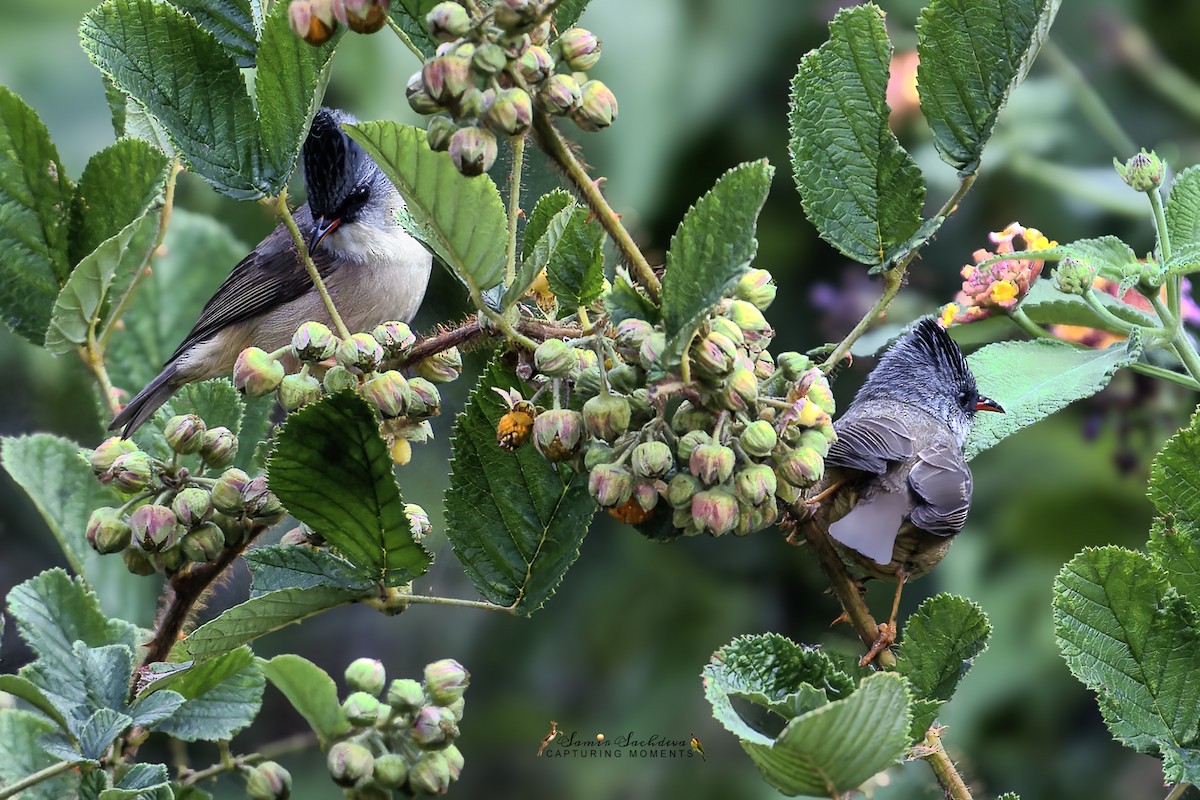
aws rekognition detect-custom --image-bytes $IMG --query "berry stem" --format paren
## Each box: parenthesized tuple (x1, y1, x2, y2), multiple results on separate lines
(916, 726, 974, 800)
(505, 136, 526, 289)
(404, 594, 516, 613)
(386, 16, 427, 61)
(532, 114, 662, 303)
(178, 731, 319, 787)
(274, 190, 353, 340)
(1164, 783, 1194, 800)
(0, 758, 77, 800)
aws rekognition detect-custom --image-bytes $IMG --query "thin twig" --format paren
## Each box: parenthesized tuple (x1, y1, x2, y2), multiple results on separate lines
(505, 136, 525, 288)
(274, 190, 351, 340)
(180, 732, 319, 787)
(0, 759, 77, 800)
(914, 726, 973, 800)
(404, 594, 515, 613)
(1164, 782, 1194, 800)
(386, 16, 426, 61)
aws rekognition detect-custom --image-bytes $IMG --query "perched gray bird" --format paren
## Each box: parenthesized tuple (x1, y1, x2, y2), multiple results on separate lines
(110, 108, 432, 436)
(806, 318, 1002, 663)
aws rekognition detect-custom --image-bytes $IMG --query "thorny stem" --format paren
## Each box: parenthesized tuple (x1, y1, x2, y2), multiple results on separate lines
(275, 190, 352, 340)
(404, 594, 515, 613)
(396, 315, 584, 370)
(0, 759, 77, 800)
(180, 732, 318, 787)
(1164, 782, 1194, 800)
(820, 174, 977, 371)
(532, 113, 662, 303)
(505, 136, 526, 288)
(914, 726, 973, 800)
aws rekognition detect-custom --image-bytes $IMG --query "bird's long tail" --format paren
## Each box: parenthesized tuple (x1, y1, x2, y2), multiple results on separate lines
(108, 364, 179, 438)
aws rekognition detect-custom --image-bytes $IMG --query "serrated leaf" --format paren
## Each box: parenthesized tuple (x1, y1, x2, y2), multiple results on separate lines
(0, 675, 67, 729)
(1149, 409, 1200, 526)
(268, 392, 431, 586)
(179, 586, 368, 661)
(964, 335, 1142, 460)
(345, 122, 507, 297)
(81, 0, 265, 198)
(521, 189, 573, 261)
(1054, 546, 1200, 781)
(72, 708, 133, 761)
(897, 593, 990, 702)
(99, 762, 171, 800)
(503, 202, 578, 311)
(661, 160, 773, 359)
(917, 0, 1060, 172)
(444, 358, 597, 614)
(1164, 241, 1200, 279)
(0, 86, 74, 344)
(605, 272, 660, 326)
(908, 698, 944, 743)
(1168, 165, 1200, 252)
(153, 646, 263, 741)
(260, 654, 350, 746)
(70, 138, 168, 266)
(788, 6, 923, 267)
(245, 545, 378, 595)
(390, 0, 440, 58)
(545, 206, 605, 314)
(46, 212, 160, 354)
(1149, 519, 1200, 607)
(168, 0, 261, 66)
(0, 710, 80, 800)
(502, 190, 576, 310)
(255, 0, 339, 192)
(132, 378, 249, 464)
(1063, 236, 1142, 279)
(1019, 279, 1157, 331)
(553, 0, 591, 29)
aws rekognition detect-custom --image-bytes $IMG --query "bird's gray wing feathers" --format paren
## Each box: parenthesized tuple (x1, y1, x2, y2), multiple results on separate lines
(827, 416, 915, 474)
(828, 491, 909, 565)
(907, 445, 972, 537)
(165, 206, 342, 365)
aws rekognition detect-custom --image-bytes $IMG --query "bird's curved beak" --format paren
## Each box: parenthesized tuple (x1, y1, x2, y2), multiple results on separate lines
(976, 395, 1004, 413)
(307, 215, 342, 253)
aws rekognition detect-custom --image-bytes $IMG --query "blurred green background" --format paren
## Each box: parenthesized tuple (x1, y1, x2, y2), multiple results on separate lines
(2, 0, 1198, 798)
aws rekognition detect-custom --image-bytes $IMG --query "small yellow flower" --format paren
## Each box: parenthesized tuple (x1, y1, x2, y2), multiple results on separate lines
(990, 280, 1019, 304)
(938, 303, 959, 328)
(1024, 228, 1057, 251)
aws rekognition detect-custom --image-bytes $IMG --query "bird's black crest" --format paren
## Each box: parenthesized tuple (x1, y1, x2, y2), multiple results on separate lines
(904, 317, 972, 384)
(302, 108, 368, 218)
(854, 317, 976, 406)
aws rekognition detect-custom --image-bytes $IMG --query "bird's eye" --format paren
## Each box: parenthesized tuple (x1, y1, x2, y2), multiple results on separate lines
(958, 390, 974, 410)
(343, 186, 370, 209)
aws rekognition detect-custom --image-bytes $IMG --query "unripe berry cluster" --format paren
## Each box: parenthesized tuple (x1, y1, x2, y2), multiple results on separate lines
(496, 268, 837, 538)
(407, 1, 616, 175)
(320, 657, 469, 798)
(288, 0, 390, 46)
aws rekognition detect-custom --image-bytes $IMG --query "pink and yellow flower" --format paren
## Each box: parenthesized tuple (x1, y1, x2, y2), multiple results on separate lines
(940, 222, 1057, 326)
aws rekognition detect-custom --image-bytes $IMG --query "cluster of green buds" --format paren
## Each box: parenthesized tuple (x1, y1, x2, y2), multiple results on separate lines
(319, 657, 469, 798)
(496, 268, 837, 538)
(288, 0, 390, 46)
(85, 419, 285, 576)
(408, 0, 616, 175)
(233, 320, 462, 465)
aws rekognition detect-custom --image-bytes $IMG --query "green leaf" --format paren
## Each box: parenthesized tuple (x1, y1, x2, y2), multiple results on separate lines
(255, 0, 339, 192)
(553, 0, 591, 29)
(1149, 518, 1200, 608)
(1053, 546, 1200, 782)
(45, 212, 160, 354)
(76, 708, 133, 761)
(70, 138, 168, 266)
(81, 0, 265, 199)
(917, 0, 1060, 173)
(153, 647, 263, 741)
(897, 593, 990, 702)
(180, 586, 369, 661)
(605, 272, 660, 326)
(133, 378, 249, 463)
(445, 358, 597, 614)
(268, 392, 431, 586)
(345, 122, 507, 297)
(100, 762, 171, 800)
(260, 654, 350, 746)
(0, 710, 80, 800)
(522, 189, 574, 261)
(0, 674, 67, 729)
(661, 160, 773, 359)
(1164, 241, 1200, 279)
(168, 0, 262, 66)
(504, 202, 578, 311)
(502, 190, 576, 310)
(1019, 279, 1156, 331)
(1149, 409, 1200, 526)
(0, 86, 74, 344)
(788, 6, 923, 267)
(1168, 165, 1200, 252)
(246, 545, 378, 595)
(390, 0, 440, 58)
(545, 206, 605, 314)
(964, 335, 1142, 460)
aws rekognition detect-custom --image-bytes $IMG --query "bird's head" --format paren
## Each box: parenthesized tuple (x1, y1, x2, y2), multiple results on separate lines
(301, 107, 393, 253)
(854, 317, 1002, 444)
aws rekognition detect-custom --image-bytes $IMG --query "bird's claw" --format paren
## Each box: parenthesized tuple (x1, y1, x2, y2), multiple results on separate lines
(858, 622, 897, 667)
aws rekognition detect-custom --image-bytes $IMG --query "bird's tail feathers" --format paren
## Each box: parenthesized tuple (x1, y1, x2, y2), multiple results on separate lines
(108, 364, 179, 438)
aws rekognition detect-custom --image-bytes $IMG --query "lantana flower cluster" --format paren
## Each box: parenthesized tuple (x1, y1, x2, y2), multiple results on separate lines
(939, 222, 1056, 326)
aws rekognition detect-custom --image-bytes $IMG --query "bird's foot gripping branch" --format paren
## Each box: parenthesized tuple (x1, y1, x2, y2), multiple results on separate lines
(4, 0, 1200, 798)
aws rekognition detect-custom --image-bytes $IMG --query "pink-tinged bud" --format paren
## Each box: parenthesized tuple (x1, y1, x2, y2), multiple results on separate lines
(449, 126, 498, 176)
(332, 0, 389, 33)
(493, 0, 539, 32)
(164, 415, 206, 455)
(675, 429, 710, 462)
(327, 741, 374, 788)
(582, 392, 631, 442)
(278, 372, 322, 412)
(533, 408, 584, 462)
(537, 73, 583, 116)
(691, 489, 739, 536)
(721, 367, 759, 412)
(736, 268, 777, 310)
(234, 347, 284, 397)
(666, 472, 701, 508)
(588, 462, 634, 507)
(172, 486, 213, 529)
(246, 760, 292, 800)
(87, 507, 131, 554)
(423, 55, 473, 104)
(613, 318, 653, 359)
(516, 45, 555, 85)
(425, 658, 470, 704)
(180, 522, 225, 562)
(690, 331, 737, 379)
(533, 338, 575, 378)
(689, 442, 735, 486)
(336, 332, 385, 371)
(735, 500, 778, 537)
(472, 42, 508, 75)
(408, 751, 452, 794)
(571, 80, 618, 132)
(557, 27, 601, 71)
(754, 350, 776, 381)
(775, 446, 824, 488)
(633, 480, 660, 512)
(416, 347, 463, 384)
(342, 690, 383, 726)
(200, 426, 238, 469)
(406, 377, 442, 419)
(406, 71, 443, 115)
(529, 17, 551, 44)
(638, 331, 667, 372)
(387, 678, 424, 713)
(242, 475, 285, 522)
(727, 300, 773, 350)
(108, 451, 154, 493)
(291, 321, 338, 361)
(289, 0, 336, 46)
(805, 376, 835, 415)
(740, 420, 777, 458)
(371, 320, 415, 359)
(1114, 149, 1164, 192)
(360, 370, 410, 418)
(406, 503, 432, 540)
(631, 441, 673, 479)
(373, 753, 409, 789)
(708, 316, 745, 349)
(443, 743, 464, 780)
(131, 504, 182, 552)
(412, 704, 459, 747)
(734, 464, 776, 506)
(425, 1, 471, 41)
(776, 352, 812, 380)
(344, 657, 387, 696)
(426, 116, 457, 152)
(211, 467, 251, 514)
(90, 436, 138, 475)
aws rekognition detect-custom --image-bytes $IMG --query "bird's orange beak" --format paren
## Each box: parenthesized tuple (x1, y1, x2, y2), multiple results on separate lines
(976, 395, 1004, 413)
(307, 215, 342, 252)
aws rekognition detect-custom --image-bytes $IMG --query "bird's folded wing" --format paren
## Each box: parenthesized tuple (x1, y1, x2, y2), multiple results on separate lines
(907, 445, 972, 537)
(827, 416, 915, 475)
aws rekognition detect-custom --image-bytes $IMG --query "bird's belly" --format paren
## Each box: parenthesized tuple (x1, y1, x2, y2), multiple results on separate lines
(835, 524, 953, 582)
